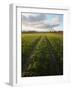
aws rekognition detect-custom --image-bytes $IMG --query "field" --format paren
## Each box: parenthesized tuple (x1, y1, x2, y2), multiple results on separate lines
(21, 32, 63, 77)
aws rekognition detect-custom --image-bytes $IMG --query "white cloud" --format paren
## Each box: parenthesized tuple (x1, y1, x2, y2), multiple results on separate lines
(22, 23, 51, 32)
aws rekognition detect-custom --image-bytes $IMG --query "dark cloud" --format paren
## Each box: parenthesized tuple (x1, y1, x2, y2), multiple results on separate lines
(28, 14, 46, 22)
(22, 14, 46, 23)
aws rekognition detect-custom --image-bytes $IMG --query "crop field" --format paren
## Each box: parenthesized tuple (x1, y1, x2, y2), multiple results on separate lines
(21, 32, 63, 77)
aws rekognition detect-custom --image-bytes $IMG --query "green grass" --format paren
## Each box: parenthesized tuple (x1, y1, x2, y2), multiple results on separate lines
(21, 32, 63, 77)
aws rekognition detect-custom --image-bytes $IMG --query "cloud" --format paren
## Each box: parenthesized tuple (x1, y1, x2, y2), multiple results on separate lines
(22, 13, 63, 31)
(43, 15, 61, 28)
(22, 13, 46, 24)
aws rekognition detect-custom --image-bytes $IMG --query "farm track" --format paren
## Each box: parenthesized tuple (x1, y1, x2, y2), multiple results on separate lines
(22, 36, 42, 75)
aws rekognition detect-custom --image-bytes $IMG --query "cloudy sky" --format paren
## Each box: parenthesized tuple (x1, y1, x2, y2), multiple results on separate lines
(21, 13, 63, 32)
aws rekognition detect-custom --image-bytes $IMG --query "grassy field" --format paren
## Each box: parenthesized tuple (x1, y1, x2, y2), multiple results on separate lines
(21, 32, 63, 77)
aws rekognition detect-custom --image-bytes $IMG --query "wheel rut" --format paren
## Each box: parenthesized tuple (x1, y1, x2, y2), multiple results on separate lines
(22, 36, 42, 76)
(45, 36, 60, 74)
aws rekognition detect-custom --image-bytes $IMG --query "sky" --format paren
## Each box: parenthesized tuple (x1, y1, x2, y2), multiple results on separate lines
(21, 13, 63, 32)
